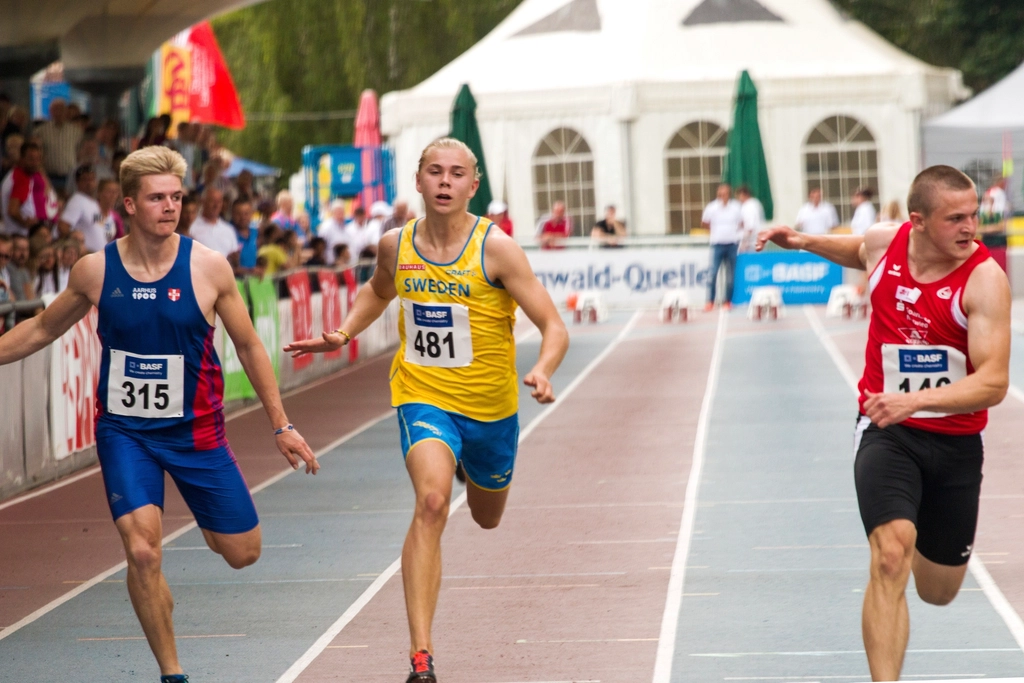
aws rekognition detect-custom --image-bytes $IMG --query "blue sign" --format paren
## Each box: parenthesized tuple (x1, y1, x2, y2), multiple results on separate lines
(329, 149, 363, 198)
(125, 356, 167, 380)
(899, 349, 947, 373)
(413, 304, 452, 328)
(734, 252, 843, 304)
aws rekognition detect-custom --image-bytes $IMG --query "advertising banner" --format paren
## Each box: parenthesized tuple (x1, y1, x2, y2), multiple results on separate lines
(330, 148, 364, 198)
(318, 270, 343, 360)
(222, 280, 255, 401)
(248, 276, 279, 379)
(49, 308, 101, 460)
(734, 252, 842, 304)
(342, 269, 360, 362)
(526, 247, 711, 306)
(287, 272, 314, 370)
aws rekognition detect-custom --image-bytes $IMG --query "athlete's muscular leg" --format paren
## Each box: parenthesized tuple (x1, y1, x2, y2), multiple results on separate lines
(403, 441, 456, 656)
(114, 504, 182, 676)
(201, 526, 262, 569)
(862, 519, 916, 681)
(912, 553, 969, 606)
(465, 480, 510, 529)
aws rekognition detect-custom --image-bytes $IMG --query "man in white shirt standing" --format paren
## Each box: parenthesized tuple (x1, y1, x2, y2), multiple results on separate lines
(795, 187, 839, 235)
(190, 187, 238, 259)
(317, 199, 353, 266)
(59, 165, 107, 253)
(736, 185, 765, 252)
(701, 183, 743, 311)
(849, 187, 877, 236)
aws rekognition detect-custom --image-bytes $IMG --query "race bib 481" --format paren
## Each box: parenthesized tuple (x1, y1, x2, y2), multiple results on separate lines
(403, 300, 473, 368)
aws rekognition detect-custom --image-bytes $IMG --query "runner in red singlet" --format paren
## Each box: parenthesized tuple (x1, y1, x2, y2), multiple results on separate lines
(757, 166, 1011, 681)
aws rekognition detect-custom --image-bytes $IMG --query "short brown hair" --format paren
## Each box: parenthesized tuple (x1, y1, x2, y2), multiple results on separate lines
(119, 146, 186, 199)
(907, 165, 974, 216)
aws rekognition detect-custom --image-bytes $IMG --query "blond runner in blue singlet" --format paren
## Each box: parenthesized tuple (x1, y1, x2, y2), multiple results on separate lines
(286, 138, 569, 682)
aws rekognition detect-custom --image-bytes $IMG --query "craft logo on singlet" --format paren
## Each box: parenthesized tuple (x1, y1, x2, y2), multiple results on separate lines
(167, 288, 181, 302)
(132, 287, 157, 300)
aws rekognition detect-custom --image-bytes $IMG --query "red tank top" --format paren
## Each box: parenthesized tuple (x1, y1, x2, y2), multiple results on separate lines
(858, 222, 990, 435)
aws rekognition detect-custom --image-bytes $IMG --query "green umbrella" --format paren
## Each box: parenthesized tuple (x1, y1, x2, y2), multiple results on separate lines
(723, 70, 774, 220)
(449, 83, 493, 217)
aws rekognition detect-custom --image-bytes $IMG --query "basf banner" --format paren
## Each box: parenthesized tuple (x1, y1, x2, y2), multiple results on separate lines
(734, 252, 842, 304)
(527, 248, 711, 306)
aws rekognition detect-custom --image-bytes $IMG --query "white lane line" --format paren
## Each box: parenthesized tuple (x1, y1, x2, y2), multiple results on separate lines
(0, 354, 394, 512)
(275, 310, 644, 683)
(652, 309, 728, 683)
(804, 304, 1024, 655)
(445, 572, 626, 579)
(0, 466, 102, 512)
(692, 648, 1019, 657)
(0, 410, 393, 643)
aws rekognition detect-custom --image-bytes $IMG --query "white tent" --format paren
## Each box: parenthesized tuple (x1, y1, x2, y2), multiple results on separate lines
(923, 61, 1024, 209)
(381, 0, 967, 236)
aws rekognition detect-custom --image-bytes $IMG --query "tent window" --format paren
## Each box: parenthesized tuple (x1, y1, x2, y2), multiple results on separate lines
(962, 159, 999, 198)
(803, 116, 879, 224)
(665, 121, 728, 234)
(533, 127, 595, 235)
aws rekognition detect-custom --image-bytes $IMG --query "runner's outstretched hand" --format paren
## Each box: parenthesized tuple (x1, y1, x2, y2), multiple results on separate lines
(284, 331, 347, 358)
(276, 428, 320, 474)
(756, 226, 806, 252)
(524, 370, 555, 404)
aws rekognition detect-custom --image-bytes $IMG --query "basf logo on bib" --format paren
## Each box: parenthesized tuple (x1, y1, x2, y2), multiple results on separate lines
(734, 252, 841, 304)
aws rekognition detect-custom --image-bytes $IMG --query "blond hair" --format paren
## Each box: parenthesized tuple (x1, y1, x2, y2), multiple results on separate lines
(417, 137, 481, 180)
(120, 146, 186, 199)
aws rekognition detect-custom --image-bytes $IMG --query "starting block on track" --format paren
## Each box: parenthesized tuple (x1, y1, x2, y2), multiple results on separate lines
(747, 286, 784, 321)
(659, 288, 697, 323)
(567, 291, 608, 324)
(826, 284, 868, 319)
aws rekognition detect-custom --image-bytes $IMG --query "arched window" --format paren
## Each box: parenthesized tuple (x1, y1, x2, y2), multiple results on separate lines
(803, 116, 878, 224)
(664, 121, 728, 234)
(532, 128, 595, 236)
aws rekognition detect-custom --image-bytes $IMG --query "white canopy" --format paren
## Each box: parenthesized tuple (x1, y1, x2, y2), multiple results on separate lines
(383, 0, 967, 235)
(924, 60, 1024, 207)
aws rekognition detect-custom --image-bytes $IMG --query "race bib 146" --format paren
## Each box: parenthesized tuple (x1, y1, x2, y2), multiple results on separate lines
(881, 344, 967, 419)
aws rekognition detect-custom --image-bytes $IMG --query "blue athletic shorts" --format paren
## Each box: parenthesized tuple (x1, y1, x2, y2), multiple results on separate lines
(95, 422, 259, 534)
(396, 403, 519, 491)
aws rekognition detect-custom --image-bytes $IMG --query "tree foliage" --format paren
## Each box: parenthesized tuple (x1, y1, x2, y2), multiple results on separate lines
(212, 0, 520, 178)
(833, 0, 1024, 93)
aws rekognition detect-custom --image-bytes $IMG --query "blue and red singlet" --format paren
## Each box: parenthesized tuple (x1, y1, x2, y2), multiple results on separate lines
(95, 237, 227, 450)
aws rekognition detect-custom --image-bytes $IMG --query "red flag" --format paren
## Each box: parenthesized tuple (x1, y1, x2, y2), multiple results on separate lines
(317, 270, 343, 360)
(187, 22, 245, 130)
(342, 269, 360, 363)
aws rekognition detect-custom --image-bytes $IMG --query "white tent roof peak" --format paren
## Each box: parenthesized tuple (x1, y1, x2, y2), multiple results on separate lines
(925, 59, 1024, 129)
(404, 0, 952, 98)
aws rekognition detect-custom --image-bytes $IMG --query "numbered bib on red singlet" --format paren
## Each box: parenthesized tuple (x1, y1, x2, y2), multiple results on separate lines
(881, 344, 967, 419)
(402, 300, 473, 368)
(107, 349, 185, 418)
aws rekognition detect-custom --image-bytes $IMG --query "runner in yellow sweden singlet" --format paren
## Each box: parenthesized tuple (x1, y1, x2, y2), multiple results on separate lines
(390, 217, 518, 422)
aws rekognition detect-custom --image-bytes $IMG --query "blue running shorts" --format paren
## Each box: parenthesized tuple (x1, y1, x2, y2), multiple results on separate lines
(396, 403, 519, 491)
(95, 422, 259, 534)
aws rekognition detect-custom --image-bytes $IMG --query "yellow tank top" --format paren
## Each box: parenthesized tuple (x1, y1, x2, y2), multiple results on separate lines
(390, 217, 518, 421)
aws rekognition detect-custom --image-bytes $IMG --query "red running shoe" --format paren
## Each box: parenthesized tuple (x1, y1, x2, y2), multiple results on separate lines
(406, 650, 436, 682)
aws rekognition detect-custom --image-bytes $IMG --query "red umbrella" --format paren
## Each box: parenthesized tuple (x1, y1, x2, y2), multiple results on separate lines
(353, 89, 384, 208)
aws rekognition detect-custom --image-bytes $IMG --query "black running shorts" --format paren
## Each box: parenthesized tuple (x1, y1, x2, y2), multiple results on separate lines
(853, 415, 984, 566)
